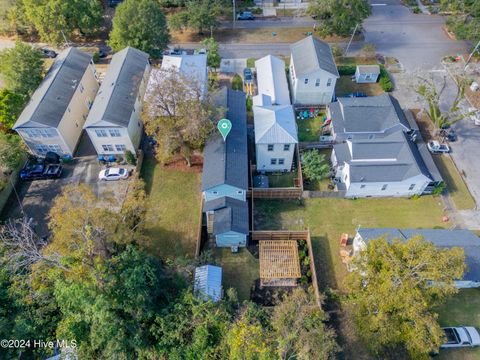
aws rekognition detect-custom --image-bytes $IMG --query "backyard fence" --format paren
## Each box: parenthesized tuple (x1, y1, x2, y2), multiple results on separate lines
(195, 197, 205, 258)
(303, 190, 346, 198)
(251, 230, 322, 308)
(299, 142, 334, 150)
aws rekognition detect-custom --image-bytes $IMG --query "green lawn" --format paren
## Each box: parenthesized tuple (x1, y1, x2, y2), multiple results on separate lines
(214, 248, 259, 301)
(141, 158, 202, 260)
(297, 113, 327, 142)
(335, 76, 384, 97)
(436, 289, 480, 360)
(267, 172, 297, 188)
(433, 155, 476, 210)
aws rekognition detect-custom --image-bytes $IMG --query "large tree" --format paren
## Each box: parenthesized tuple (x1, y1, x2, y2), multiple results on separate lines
(0, 42, 43, 97)
(168, 0, 222, 34)
(0, 133, 23, 171)
(20, 0, 103, 45)
(442, 0, 480, 43)
(346, 236, 465, 358)
(307, 0, 371, 37)
(301, 150, 330, 182)
(143, 68, 220, 166)
(202, 37, 221, 71)
(108, 0, 170, 58)
(0, 89, 25, 130)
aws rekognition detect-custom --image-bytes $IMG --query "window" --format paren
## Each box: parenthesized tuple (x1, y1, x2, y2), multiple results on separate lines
(47, 144, 62, 153)
(327, 78, 332, 87)
(347, 135, 353, 140)
(283, 144, 290, 151)
(102, 144, 114, 152)
(290, 66, 295, 80)
(67, 107, 71, 113)
(315, 79, 320, 87)
(95, 129, 108, 137)
(267, 144, 274, 151)
(360, 184, 366, 189)
(35, 144, 49, 154)
(109, 129, 121, 137)
(79, 83, 84, 93)
(278, 159, 285, 165)
(237, 190, 243, 194)
(304, 78, 309, 85)
(86, 98, 93, 109)
(409, 184, 415, 190)
(212, 191, 218, 195)
(270, 159, 277, 165)
(381, 184, 388, 191)
(115, 144, 126, 152)
(24, 129, 56, 138)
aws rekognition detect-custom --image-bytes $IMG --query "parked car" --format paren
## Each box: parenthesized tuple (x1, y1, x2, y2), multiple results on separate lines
(468, 107, 480, 126)
(20, 159, 63, 180)
(237, 11, 254, 20)
(440, 129, 457, 142)
(194, 48, 207, 55)
(427, 140, 450, 154)
(243, 68, 253, 83)
(40, 48, 57, 58)
(440, 327, 480, 348)
(98, 167, 129, 181)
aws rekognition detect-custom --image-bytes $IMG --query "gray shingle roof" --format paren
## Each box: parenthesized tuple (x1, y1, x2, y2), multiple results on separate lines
(84, 47, 149, 128)
(203, 196, 249, 235)
(357, 65, 380, 74)
(290, 36, 339, 78)
(14, 47, 92, 129)
(357, 228, 480, 282)
(201, 89, 248, 191)
(331, 94, 410, 134)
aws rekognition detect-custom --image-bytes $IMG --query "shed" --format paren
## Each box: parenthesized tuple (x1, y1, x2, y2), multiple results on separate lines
(194, 265, 223, 302)
(259, 240, 301, 287)
(355, 65, 380, 83)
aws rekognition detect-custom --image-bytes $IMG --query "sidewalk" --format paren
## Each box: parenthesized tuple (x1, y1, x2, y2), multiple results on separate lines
(415, 0, 431, 15)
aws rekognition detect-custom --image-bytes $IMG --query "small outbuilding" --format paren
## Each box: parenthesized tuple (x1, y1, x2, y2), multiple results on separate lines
(355, 65, 380, 83)
(259, 240, 301, 287)
(194, 265, 223, 302)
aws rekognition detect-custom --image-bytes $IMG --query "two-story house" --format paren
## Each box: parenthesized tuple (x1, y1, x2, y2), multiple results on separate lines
(83, 47, 150, 156)
(13, 47, 99, 157)
(289, 36, 339, 105)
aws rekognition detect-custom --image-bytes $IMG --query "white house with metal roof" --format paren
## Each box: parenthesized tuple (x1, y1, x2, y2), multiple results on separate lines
(254, 55, 290, 106)
(84, 47, 150, 156)
(160, 54, 208, 95)
(355, 65, 380, 83)
(13, 47, 99, 157)
(254, 104, 298, 172)
(288, 36, 339, 105)
(353, 228, 480, 288)
(194, 265, 223, 302)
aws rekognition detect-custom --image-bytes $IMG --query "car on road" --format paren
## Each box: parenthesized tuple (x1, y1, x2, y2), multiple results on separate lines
(40, 48, 57, 58)
(243, 67, 253, 83)
(440, 327, 480, 348)
(440, 129, 457, 142)
(237, 11, 254, 20)
(98, 167, 129, 181)
(468, 107, 480, 126)
(427, 140, 450, 154)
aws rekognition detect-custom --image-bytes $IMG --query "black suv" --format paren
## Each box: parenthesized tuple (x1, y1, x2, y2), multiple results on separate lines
(20, 153, 63, 181)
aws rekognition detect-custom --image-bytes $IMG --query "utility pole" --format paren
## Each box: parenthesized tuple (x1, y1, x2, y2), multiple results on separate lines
(232, 0, 236, 29)
(464, 39, 480, 71)
(61, 30, 70, 48)
(345, 23, 359, 57)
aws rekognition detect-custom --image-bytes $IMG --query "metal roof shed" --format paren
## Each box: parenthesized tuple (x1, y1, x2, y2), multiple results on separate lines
(194, 265, 223, 302)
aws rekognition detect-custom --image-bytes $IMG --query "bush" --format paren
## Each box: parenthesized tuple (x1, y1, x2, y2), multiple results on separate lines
(412, 6, 420, 14)
(246, 58, 255, 68)
(337, 65, 356, 76)
(124, 150, 136, 165)
(251, 7, 262, 14)
(331, 45, 344, 58)
(432, 182, 446, 196)
(231, 74, 243, 91)
(246, 96, 253, 112)
(92, 52, 100, 63)
(379, 67, 393, 92)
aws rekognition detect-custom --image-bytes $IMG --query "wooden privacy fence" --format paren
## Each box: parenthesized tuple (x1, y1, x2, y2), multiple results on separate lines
(251, 230, 322, 308)
(303, 190, 346, 198)
(195, 197, 205, 257)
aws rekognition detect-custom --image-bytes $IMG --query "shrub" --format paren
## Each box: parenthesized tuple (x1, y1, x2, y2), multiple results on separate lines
(301, 150, 330, 182)
(231, 74, 243, 91)
(251, 7, 262, 14)
(379, 67, 393, 92)
(432, 182, 446, 196)
(337, 65, 356, 75)
(124, 150, 136, 165)
(412, 6, 420, 14)
(246, 96, 253, 112)
(92, 52, 100, 63)
(246, 58, 255, 68)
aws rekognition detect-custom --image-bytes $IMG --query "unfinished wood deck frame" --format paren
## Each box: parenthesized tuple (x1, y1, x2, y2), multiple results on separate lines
(259, 240, 301, 282)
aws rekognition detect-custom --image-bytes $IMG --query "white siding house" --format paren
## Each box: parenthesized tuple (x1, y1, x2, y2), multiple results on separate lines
(289, 36, 339, 105)
(355, 65, 380, 83)
(13, 48, 99, 157)
(255, 55, 290, 105)
(84, 47, 150, 156)
(160, 54, 208, 95)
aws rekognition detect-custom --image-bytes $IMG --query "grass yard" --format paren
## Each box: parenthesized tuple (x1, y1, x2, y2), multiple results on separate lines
(267, 172, 297, 188)
(141, 158, 202, 260)
(436, 289, 480, 360)
(214, 248, 259, 301)
(297, 113, 327, 142)
(335, 75, 384, 97)
(433, 155, 476, 210)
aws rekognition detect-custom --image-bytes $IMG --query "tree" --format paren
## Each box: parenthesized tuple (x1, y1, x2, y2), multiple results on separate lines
(415, 74, 470, 131)
(21, 0, 103, 45)
(301, 150, 330, 182)
(108, 0, 170, 58)
(442, 0, 480, 43)
(271, 288, 339, 360)
(0, 133, 23, 171)
(202, 37, 221, 71)
(0, 89, 25, 130)
(307, 0, 371, 37)
(361, 43, 376, 58)
(231, 74, 243, 91)
(168, 0, 222, 34)
(346, 236, 465, 358)
(0, 42, 43, 97)
(143, 68, 220, 166)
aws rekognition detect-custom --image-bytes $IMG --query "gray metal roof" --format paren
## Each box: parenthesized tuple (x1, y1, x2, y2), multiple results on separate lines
(255, 55, 291, 106)
(203, 196, 249, 235)
(356, 65, 380, 74)
(84, 47, 149, 128)
(14, 47, 92, 129)
(201, 89, 248, 191)
(194, 265, 222, 302)
(331, 94, 410, 134)
(290, 36, 339, 78)
(254, 104, 298, 144)
(357, 228, 480, 282)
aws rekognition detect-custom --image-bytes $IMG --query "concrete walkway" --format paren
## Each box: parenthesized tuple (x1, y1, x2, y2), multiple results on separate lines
(415, 0, 431, 15)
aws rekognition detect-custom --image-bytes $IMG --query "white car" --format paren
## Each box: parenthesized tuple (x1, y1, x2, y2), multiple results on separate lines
(98, 167, 129, 181)
(427, 140, 450, 154)
(441, 327, 480, 348)
(468, 107, 480, 126)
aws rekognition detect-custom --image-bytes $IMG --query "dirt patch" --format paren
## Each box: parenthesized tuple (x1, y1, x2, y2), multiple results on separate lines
(411, 108, 435, 141)
(163, 154, 203, 173)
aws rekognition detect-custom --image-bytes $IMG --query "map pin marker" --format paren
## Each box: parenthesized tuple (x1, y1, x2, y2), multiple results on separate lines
(217, 119, 232, 141)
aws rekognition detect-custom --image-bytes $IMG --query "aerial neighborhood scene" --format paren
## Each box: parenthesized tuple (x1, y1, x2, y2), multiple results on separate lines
(1, 0, 480, 359)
